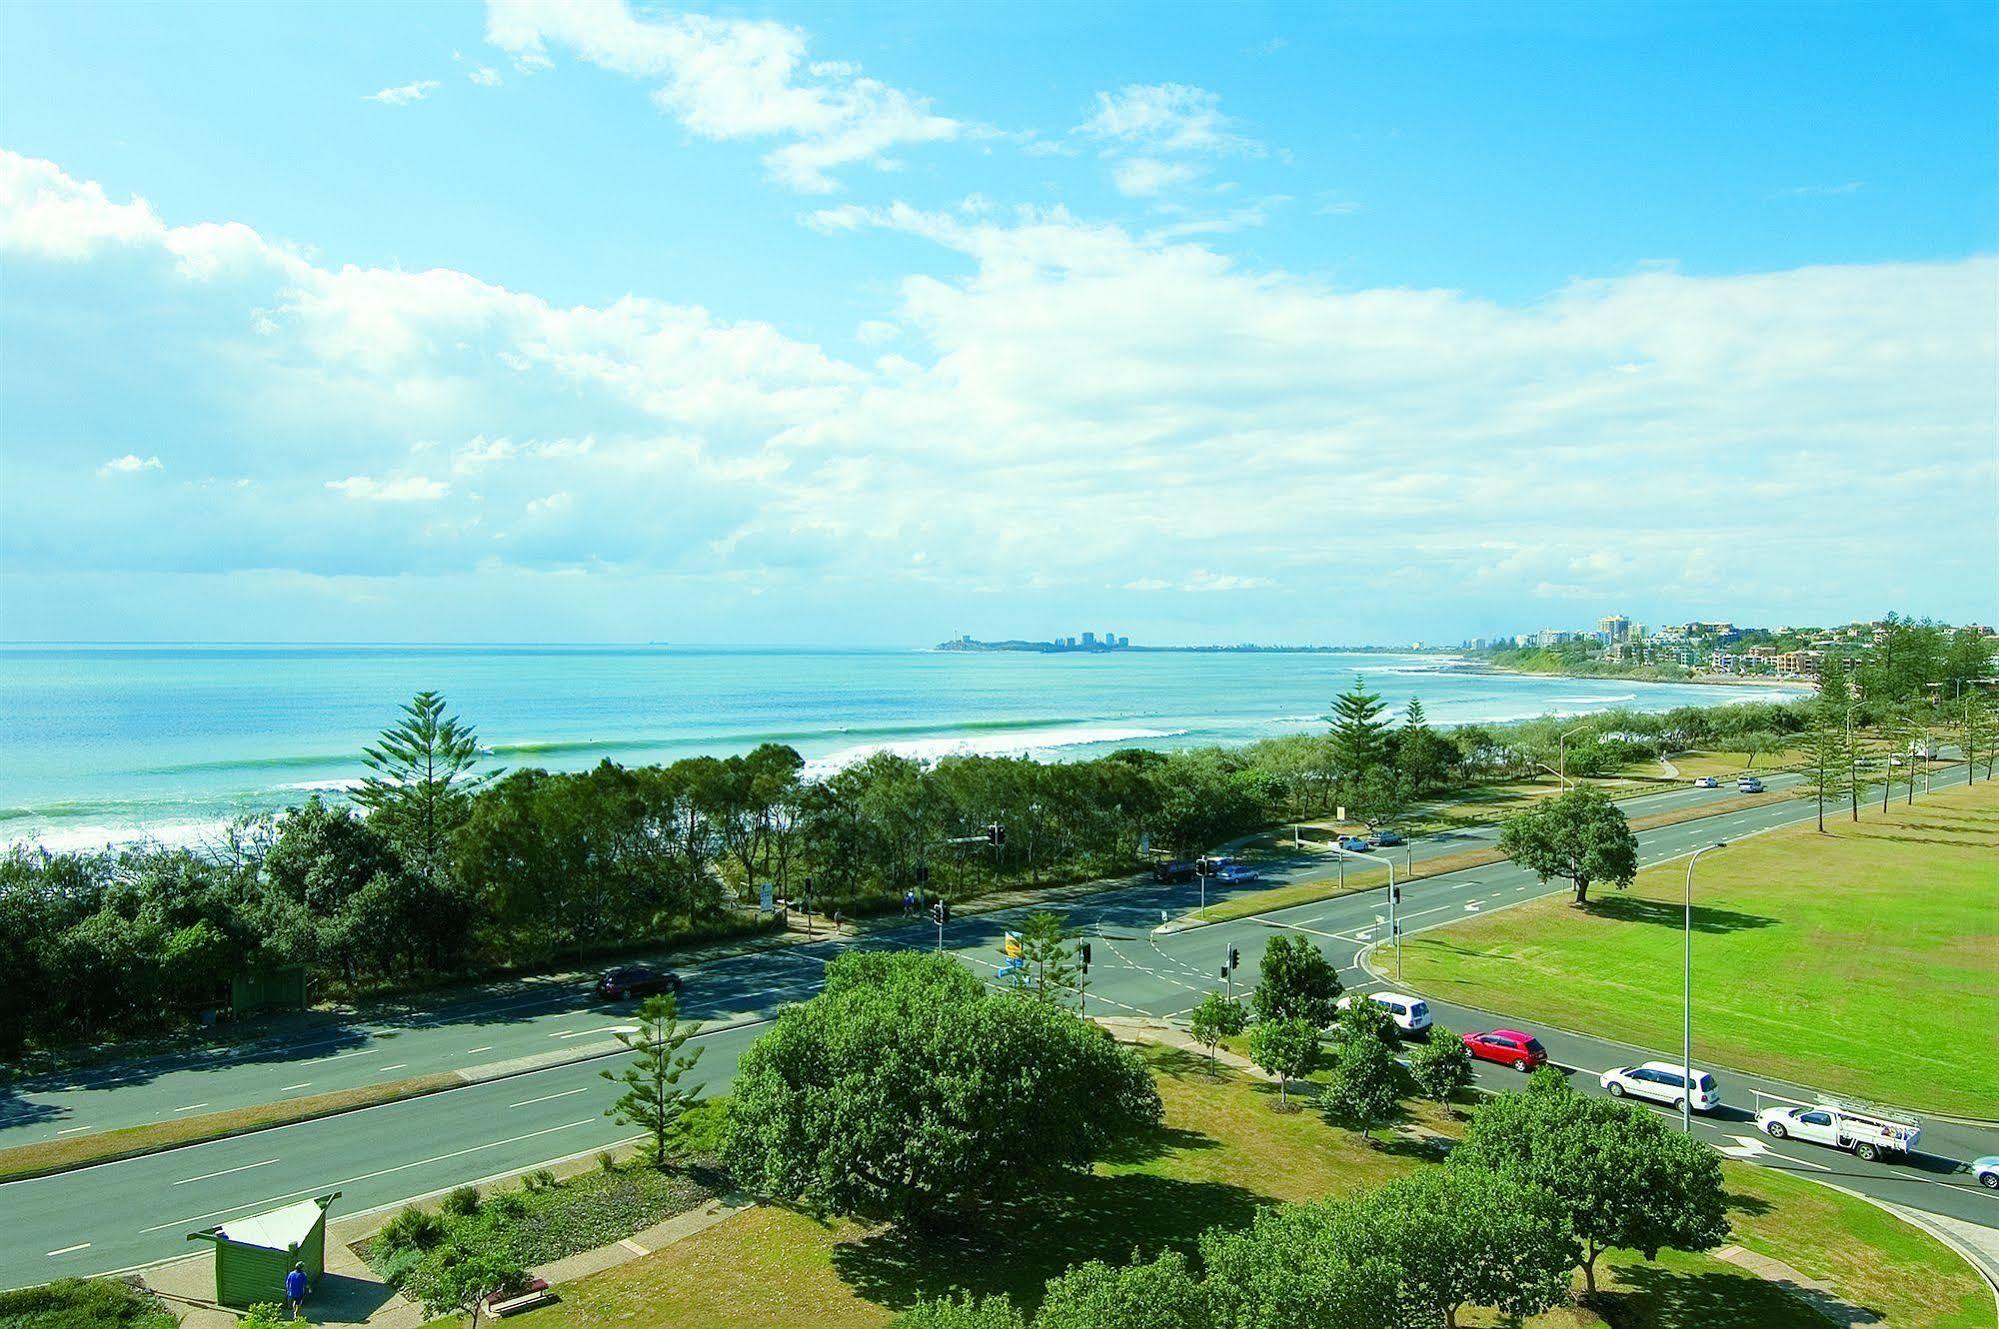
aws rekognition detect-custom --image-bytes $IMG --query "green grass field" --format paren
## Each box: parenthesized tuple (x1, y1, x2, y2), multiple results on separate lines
(1397, 778, 1999, 1116)
(512, 1048, 1992, 1329)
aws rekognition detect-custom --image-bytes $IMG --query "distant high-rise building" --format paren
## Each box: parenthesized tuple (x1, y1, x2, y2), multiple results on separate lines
(1081, 631, 1098, 647)
(1598, 614, 1631, 642)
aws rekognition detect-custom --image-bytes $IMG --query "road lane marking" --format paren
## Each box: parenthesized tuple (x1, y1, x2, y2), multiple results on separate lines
(280, 1082, 311, 1092)
(174, 1158, 278, 1186)
(465, 1046, 493, 1055)
(174, 1103, 210, 1112)
(510, 1087, 590, 1109)
(556, 1026, 634, 1039)
(141, 1119, 597, 1233)
(381, 1063, 407, 1071)
(46, 1242, 90, 1257)
(307, 1048, 379, 1065)
(56, 1126, 90, 1135)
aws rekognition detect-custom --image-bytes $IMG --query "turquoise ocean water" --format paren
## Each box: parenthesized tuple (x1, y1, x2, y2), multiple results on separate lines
(0, 645, 1799, 852)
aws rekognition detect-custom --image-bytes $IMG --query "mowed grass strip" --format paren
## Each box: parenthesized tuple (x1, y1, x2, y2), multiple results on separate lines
(1190, 789, 1786, 926)
(0, 1072, 460, 1183)
(1397, 778, 1999, 1116)
(510, 1047, 1989, 1329)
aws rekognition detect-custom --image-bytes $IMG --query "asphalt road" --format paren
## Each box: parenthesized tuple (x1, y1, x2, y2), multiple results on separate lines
(4, 761, 1992, 1287)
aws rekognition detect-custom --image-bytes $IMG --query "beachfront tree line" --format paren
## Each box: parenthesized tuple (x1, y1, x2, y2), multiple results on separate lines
(3, 653, 1992, 1050)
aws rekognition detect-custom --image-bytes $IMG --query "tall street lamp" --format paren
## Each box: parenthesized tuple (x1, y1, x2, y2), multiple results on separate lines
(1559, 726, 1588, 792)
(1682, 841, 1726, 1134)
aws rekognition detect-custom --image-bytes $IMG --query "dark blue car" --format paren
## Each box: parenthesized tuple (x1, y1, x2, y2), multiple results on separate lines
(1369, 829, 1405, 847)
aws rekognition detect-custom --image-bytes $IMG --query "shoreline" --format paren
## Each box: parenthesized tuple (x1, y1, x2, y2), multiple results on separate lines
(1461, 661, 1817, 693)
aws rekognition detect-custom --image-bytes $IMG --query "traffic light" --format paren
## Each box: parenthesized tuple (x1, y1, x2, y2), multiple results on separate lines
(986, 822, 1007, 847)
(1080, 943, 1092, 971)
(1391, 885, 1401, 904)
(931, 900, 950, 925)
(1228, 945, 1240, 972)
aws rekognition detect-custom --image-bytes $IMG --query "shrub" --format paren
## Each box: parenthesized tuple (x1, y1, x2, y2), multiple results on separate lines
(376, 1204, 446, 1253)
(490, 1191, 529, 1219)
(442, 1185, 482, 1217)
(596, 1150, 620, 1172)
(526, 1167, 558, 1191)
(0, 1279, 178, 1329)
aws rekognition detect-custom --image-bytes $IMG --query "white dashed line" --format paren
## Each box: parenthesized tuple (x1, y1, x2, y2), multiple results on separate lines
(509, 1087, 590, 1109)
(173, 1103, 210, 1112)
(279, 1082, 311, 1092)
(46, 1242, 90, 1257)
(174, 1157, 278, 1186)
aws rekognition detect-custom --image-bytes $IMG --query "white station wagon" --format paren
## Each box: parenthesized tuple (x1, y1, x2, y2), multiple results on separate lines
(1336, 991, 1432, 1038)
(1599, 1062, 1721, 1113)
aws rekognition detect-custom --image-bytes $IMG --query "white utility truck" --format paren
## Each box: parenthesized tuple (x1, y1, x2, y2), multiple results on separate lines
(1755, 1097, 1921, 1163)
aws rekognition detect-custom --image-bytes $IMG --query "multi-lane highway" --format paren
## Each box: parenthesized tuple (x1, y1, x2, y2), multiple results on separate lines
(3, 761, 1992, 1287)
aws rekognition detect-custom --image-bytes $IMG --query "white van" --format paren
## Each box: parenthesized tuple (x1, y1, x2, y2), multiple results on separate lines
(1736, 775, 1764, 793)
(1599, 1062, 1720, 1113)
(1337, 991, 1432, 1038)
(1756, 1100, 1921, 1163)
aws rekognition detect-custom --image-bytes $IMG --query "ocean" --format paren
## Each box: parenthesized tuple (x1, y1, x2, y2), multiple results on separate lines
(0, 645, 1800, 853)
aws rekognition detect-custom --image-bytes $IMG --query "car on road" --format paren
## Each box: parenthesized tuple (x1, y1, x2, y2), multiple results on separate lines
(1973, 1156, 1999, 1189)
(1693, 776, 1719, 789)
(1154, 859, 1197, 884)
(1368, 829, 1405, 847)
(1337, 836, 1372, 852)
(1736, 775, 1764, 793)
(1338, 991, 1431, 1038)
(1462, 1028, 1548, 1071)
(1215, 864, 1260, 884)
(1755, 1100, 1921, 1163)
(1196, 855, 1235, 874)
(1600, 1061, 1720, 1113)
(593, 965, 683, 1001)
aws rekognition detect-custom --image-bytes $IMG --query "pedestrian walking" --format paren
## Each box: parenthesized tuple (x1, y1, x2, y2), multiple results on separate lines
(285, 1261, 309, 1320)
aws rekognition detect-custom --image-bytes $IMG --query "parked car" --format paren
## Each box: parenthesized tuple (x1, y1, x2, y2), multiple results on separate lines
(1736, 775, 1764, 793)
(1755, 1101, 1921, 1163)
(1369, 829, 1405, 847)
(1153, 859, 1197, 884)
(1337, 836, 1372, 852)
(1337, 991, 1431, 1038)
(1600, 1062, 1721, 1113)
(1461, 1028, 1548, 1071)
(1215, 864, 1260, 884)
(1693, 776, 1719, 789)
(594, 965, 682, 1001)
(1972, 1156, 1999, 1189)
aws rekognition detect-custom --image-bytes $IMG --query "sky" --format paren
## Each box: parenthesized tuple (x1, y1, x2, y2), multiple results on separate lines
(1, 0, 1995, 647)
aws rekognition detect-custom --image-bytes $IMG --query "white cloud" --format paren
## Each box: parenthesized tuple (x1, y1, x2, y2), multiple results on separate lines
(365, 80, 441, 106)
(326, 475, 451, 502)
(96, 454, 162, 477)
(525, 491, 573, 516)
(1079, 83, 1258, 156)
(468, 66, 503, 87)
(4, 150, 1994, 639)
(483, 0, 958, 192)
(1112, 157, 1200, 198)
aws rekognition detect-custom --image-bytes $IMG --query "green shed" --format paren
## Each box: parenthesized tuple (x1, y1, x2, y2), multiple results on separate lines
(186, 1191, 341, 1308)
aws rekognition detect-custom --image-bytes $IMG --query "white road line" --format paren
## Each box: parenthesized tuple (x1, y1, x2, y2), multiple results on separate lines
(308, 1048, 379, 1065)
(465, 1046, 493, 1055)
(381, 1063, 407, 1071)
(141, 1119, 596, 1234)
(56, 1126, 90, 1136)
(173, 1103, 210, 1112)
(46, 1242, 90, 1257)
(279, 1082, 311, 1092)
(510, 1087, 590, 1109)
(173, 1157, 278, 1186)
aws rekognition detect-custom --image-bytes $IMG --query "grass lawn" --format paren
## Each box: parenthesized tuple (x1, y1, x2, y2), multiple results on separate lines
(1397, 778, 1999, 1116)
(1663, 749, 1805, 779)
(509, 1048, 1992, 1329)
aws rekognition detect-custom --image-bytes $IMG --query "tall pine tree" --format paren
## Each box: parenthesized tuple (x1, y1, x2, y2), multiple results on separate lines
(1329, 678, 1392, 785)
(1805, 691, 1853, 833)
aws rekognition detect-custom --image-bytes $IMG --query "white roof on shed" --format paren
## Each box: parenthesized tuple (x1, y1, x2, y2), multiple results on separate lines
(215, 1198, 326, 1250)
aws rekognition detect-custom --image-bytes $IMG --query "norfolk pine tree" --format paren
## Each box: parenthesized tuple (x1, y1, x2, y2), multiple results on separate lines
(601, 993, 705, 1168)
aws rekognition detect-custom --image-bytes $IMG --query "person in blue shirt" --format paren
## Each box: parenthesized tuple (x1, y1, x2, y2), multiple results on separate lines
(284, 1262, 308, 1320)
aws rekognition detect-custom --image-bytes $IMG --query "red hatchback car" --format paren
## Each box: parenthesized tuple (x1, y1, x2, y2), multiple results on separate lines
(1462, 1028, 1549, 1072)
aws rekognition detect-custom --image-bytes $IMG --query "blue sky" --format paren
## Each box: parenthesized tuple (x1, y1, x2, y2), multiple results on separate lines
(2, 0, 1994, 645)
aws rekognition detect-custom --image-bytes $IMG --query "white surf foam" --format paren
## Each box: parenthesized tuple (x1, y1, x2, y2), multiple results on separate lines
(801, 724, 1187, 779)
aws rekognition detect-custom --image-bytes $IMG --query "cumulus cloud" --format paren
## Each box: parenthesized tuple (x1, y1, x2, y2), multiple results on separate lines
(1111, 157, 1200, 198)
(96, 454, 162, 477)
(1079, 83, 1258, 156)
(3, 149, 1994, 639)
(483, 0, 958, 192)
(468, 65, 503, 87)
(327, 475, 451, 502)
(365, 80, 441, 106)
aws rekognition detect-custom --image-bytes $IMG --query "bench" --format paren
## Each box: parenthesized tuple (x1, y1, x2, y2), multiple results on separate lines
(486, 1279, 552, 1318)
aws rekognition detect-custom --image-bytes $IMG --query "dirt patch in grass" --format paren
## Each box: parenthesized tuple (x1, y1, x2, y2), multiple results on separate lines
(0, 1072, 460, 1183)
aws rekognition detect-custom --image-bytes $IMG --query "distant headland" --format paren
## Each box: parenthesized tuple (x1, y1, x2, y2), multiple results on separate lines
(934, 634, 1414, 655)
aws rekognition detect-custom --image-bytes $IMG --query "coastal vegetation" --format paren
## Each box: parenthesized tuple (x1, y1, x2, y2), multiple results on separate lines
(1, 629, 1989, 1053)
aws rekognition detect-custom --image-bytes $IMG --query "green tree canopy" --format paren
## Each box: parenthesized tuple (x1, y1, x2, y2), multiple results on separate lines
(1247, 1017, 1321, 1108)
(354, 690, 494, 887)
(1321, 1029, 1400, 1139)
(1035, 1250, 1210, 1329)
(1249, 934, 1342, 1027)
(1198, 1199, 1405, 1329)
(601, 992, 705, 1169)
(1497, 784, 1639, 905)
(725, 950, 1161, 1226)
(1189, 990, 1248, 1069)
(1355, 1168, 1574, 1329)
(1329, 678, 1393, 780)
(892, 1295, 1027, 1329)
(1407, 1024, 1474, 1108)
(1450, 1070, 1730, 1293)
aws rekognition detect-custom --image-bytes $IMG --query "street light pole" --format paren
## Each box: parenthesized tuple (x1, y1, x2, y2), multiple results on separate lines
(1559, 726, 1587, 792)
(1682, 842, 1725, 1134)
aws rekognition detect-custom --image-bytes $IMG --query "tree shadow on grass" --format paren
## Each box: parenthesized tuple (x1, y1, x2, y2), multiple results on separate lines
(1606, 1261, 1881, 1329)
(1583, 897, 1778, 935)
(828, 1170, 1265, 1315)
(1723, 1188, 1773, 1219)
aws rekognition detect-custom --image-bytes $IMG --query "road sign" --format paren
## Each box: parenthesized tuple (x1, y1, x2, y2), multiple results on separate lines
(759, 882, 774, 914)
(1002, 930, 1023, 959)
